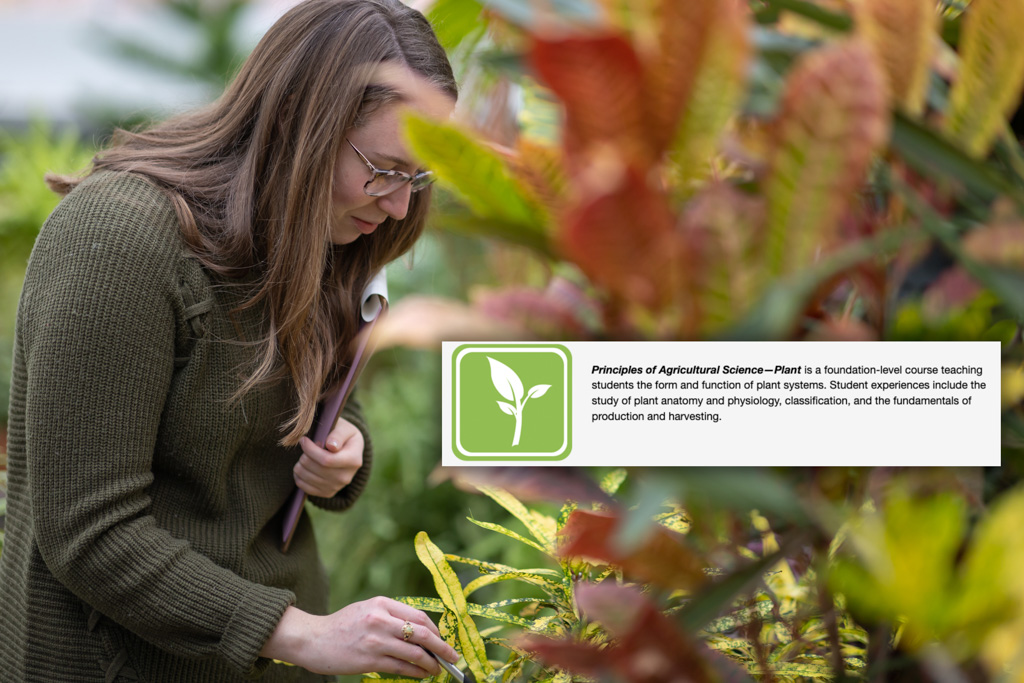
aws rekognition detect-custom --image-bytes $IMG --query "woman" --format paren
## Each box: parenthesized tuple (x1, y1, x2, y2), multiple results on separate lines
(0, 0, 460, 680)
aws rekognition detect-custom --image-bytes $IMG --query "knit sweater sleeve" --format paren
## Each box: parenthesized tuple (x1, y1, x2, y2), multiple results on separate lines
(20, 174, 293, 676)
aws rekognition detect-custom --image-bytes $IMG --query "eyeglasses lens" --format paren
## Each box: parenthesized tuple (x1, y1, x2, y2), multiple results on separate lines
(365, 172, 436, 197)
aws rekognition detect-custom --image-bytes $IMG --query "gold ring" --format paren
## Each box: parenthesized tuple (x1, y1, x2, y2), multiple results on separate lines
(402, 621, 414, 641)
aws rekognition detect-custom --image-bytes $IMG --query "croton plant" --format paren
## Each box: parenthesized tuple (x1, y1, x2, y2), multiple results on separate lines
(364, 0, 1024, 680)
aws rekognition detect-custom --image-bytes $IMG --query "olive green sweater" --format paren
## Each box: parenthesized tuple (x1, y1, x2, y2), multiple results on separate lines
(0, 172, 372, 682)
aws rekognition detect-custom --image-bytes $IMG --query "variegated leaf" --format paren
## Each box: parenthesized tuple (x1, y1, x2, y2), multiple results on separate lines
(414, 532, 493, 679)
(855, 0, 937, 116)
(443, 553, 561, 578)
(599, 468, 627, 495)
(462, 571, 568, 602)
(467, 518, 551, 555)
(945, 0, 1024, 157)
(763, 39, 889, 278)
(476, 485, 557, 550)
(398, 596, 535, 629)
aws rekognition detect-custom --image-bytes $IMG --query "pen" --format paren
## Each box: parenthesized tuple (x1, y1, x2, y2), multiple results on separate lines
(422, 647, 476, 683)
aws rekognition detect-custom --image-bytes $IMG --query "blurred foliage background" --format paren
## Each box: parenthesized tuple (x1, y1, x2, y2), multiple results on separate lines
(5, 0, 1024, 682)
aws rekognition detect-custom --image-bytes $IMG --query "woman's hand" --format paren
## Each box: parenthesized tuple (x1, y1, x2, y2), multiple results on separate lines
(261, 598, 460, 677)
(294, 417, 364, 498)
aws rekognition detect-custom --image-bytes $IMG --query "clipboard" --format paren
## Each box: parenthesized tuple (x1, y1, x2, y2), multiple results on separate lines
(281, 269, 389, 552)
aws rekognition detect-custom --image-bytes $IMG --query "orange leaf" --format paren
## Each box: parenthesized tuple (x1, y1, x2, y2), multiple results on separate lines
(644, 0, 718, 153)
(762, 39, 889, 277)
(666, 0, 751, 188)
(855, 0, 937, 116)
(680, 183, 766, 331)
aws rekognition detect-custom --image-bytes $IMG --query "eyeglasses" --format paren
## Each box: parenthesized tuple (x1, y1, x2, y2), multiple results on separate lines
(347, 139, 435, 197)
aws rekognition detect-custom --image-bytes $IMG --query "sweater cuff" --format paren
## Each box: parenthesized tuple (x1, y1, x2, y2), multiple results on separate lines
(218, 586, 294, 678)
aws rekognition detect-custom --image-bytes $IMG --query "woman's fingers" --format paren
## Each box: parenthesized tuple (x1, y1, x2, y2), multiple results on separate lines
(379, 655, 434, 679)
(293, 428, 363, 497)
(279, 598, 459, 676)
(383, 605, 459, 664)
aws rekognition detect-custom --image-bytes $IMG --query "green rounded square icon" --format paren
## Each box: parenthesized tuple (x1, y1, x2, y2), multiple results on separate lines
(453, 344, 572, 460)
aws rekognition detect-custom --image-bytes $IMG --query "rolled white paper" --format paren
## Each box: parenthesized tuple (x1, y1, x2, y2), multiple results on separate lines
(361, 268, 389, 322)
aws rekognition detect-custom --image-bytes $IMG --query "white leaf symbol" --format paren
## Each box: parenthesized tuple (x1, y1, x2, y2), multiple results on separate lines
(527, 384, 551, 400)
(487, 357, 523, 404)
(497, 401, 516, 416)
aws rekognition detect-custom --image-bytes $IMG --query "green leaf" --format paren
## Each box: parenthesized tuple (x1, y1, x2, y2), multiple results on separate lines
(467, 517, 551, 555)
(556, 501, 577, 531)
(828, 490, 970, 650)
(397, 596, 535, 629)
(723, 226, 924, 340)
(746, 660, 837, 677)
(599, 468, 627, 496)
(475, 486, 557, 551)
(761, 0, 853, 32)
(439, 210, 556, 257)
(403, 114, 549, 237)
(445, 554, 561, 577)
(462, 571, 569, 603)
(679, 538, 803, 632)
(427, 0, 485, 52)
(414, 532, 493, 679)
(891, 112, 1024, 205)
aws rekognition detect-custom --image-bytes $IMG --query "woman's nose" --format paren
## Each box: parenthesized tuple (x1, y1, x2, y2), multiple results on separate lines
(377, 183, 412, 221)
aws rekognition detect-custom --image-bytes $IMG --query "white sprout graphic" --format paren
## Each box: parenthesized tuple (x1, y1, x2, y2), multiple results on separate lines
(487, 356, 551, 447)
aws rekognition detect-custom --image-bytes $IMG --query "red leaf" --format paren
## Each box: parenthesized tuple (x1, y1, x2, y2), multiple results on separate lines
(560, 509, 707, 590)
(558, 166, 681, 312)
(523, 585, 730, 683)
(530, 33, 657, 166)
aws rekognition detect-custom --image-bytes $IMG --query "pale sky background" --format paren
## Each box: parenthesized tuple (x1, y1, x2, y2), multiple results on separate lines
(0, 0, 437, 125)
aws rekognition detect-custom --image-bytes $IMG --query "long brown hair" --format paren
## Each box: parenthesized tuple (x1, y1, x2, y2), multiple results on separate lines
(49, 0, 456, 445)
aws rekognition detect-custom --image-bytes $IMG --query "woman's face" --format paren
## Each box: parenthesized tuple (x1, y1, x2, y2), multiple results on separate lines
(330, 103, 423, 245)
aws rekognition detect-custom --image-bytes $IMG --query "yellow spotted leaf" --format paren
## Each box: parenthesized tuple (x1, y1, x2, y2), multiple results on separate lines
(945, 0, 1024, 157)
(414, 532, 493, 680)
